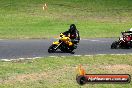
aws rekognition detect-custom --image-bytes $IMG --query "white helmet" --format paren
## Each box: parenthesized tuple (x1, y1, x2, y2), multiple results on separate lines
(129, 28, 132, 31)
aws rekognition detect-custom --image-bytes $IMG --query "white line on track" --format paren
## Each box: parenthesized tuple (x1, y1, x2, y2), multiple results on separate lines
(74, 55, 82, 56)
(19, 58, 25, 60)
(61, 56, 66, 57)
(26, 58, 35, 60)
(1, 53, 132, 62)
(1, 59, 12, 62)
(84, 55, 93, 57)
(49, 56, 57, 58)
(34, 57, 42, 59)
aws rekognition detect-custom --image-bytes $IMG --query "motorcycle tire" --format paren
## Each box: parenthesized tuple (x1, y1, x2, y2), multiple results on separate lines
(111, 41, 120, 49)
(60, 47, 74, 53)
(124, 44, 131, 49)
(48, 44, 57, 53)
(67, 47, 74, 53)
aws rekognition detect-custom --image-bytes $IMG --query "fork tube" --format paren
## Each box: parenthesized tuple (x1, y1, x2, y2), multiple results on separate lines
(54, 42, 62, 50)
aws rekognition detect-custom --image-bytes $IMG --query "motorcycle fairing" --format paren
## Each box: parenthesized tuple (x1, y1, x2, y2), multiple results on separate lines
(53, 41, 60, 45)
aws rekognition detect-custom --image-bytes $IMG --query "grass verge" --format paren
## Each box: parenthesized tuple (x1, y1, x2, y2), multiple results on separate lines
(0, 55, 132, 88)
(0, 0, 132, 39)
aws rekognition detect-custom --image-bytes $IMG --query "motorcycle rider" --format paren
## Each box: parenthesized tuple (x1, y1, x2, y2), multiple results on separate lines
(63, 24, 80, 48)
(122, 28, 132, 39)
(120, 28, 132, 38)
(121, 28, 132, 47)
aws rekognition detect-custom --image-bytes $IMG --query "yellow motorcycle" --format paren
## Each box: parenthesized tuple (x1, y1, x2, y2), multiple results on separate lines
(48, 33, 77, 53)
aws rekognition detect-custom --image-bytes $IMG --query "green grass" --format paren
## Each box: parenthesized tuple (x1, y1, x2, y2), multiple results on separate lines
(0, 0, 132, 39)
(0, 55, 132, 88)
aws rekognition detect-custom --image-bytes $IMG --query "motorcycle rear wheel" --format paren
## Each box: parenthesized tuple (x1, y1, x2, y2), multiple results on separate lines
(67, 47, 74, 53)
(60, 46, 74, 53)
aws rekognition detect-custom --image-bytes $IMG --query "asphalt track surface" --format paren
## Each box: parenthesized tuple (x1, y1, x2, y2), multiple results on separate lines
(0, 38, 132, 59)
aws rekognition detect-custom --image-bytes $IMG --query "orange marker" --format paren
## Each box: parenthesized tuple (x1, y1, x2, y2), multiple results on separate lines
(43, 3, 48, 10)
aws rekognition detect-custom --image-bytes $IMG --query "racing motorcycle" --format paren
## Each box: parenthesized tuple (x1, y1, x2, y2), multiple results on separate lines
(111, 32, 132, 49)
(48, 33, 77, 53)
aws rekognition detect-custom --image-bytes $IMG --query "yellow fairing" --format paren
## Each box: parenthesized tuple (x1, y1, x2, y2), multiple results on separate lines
(53, 41, 60, 45)
(68, 41, 73, 46)
(61, 37, 68, 41)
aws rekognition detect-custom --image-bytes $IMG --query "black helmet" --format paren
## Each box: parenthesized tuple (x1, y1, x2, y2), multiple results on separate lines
(69, 24, 76, 33)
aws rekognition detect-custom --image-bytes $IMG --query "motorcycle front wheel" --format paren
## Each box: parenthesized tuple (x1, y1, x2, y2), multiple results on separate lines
(111, 41, 120, 49)
(48, 44, 58, 53)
